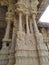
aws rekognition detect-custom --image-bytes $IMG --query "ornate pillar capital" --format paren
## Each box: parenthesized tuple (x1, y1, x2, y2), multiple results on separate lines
(5, 11, 14, 22)
(15, 0, 26, 14)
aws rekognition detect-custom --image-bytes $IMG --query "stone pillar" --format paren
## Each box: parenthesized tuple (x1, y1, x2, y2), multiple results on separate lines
(29, 18, 33, 33)
(21, 8, 39, 65)
(0, 0, 15, 65)
(15, 1, 24, 31)
(15, 1, 27, 65)
(2, 18, 11, 47)
(4, 21, 11, 38)
(25, 12, 30, 34)
(19, 12, 22, 31)
(32, 14, 49, 65)
(32, 14, 39, 33)
(0, 11, 11, 65)
(7, 0, 15, 65)
(8, 19, 16, 65)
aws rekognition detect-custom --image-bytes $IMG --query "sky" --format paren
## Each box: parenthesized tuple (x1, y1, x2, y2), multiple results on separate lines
(39, 5, 49, 23)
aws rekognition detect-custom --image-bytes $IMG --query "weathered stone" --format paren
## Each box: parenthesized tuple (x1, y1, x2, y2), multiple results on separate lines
(0, 0, 49, 65)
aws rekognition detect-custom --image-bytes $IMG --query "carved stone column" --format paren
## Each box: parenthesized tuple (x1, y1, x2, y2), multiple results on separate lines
(25, 12, 30, 34)
(19, 12, 22, 31)
(8, 19, 16, 65)
(32, 13, 49, 65)
(15, 1, 24, 31)
(0, 12, 11, 65)
(0, 0, 15, 65)
(6, 0, 15, 65)
(29, 18, 33, 33)
(15, 1, 26, 65)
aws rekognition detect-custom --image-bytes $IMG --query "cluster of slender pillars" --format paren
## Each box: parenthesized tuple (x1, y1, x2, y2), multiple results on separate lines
(0, 0, 49, 65)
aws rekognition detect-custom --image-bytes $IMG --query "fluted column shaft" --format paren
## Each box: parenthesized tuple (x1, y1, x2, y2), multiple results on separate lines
(0, 7, 12, 65)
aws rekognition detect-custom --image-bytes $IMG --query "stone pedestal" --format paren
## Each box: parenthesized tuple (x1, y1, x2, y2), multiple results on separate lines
(25, 34, 39, 65)
(0, 39, 10, 65)
(15, 31, 26, 65)
(15, 30, 39, 65)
